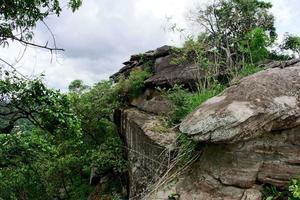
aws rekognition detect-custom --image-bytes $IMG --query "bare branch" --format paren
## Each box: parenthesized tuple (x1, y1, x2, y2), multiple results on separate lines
(0, 58, 28, 79)
(11, 36, 65, 52)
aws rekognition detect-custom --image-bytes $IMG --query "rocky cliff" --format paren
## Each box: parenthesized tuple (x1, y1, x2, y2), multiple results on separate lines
(112, 46, 300, 200)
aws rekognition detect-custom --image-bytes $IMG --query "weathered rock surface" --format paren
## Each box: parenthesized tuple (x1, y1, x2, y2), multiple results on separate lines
(144, 55, 204, 87)
(111, 45, 205, 88)
(263, 58, 300, 69)
(130, 89, 174, 115)
(180, 63, 300, 143)
(143, 61, 300, 200)
(116, 108, 177, 199)
(148, 126, 300, 200)
(110, 45, 173, 81)
(112, 45, 300, 200)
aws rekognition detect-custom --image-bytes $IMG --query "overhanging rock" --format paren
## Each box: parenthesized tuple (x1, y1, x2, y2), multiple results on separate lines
(180, 62, 300, 143)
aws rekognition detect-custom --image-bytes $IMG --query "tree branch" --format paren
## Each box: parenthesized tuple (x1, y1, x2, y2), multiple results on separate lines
(0, 58, 28, 79)
(11, 36, 65, 52)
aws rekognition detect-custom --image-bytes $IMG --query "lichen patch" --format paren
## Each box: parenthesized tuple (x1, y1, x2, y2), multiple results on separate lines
(227, 101, 254, 122)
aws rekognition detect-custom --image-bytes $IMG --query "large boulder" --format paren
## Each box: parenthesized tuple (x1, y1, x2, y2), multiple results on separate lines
(180, 62, 300, 143)
(145, 61, 300, 200)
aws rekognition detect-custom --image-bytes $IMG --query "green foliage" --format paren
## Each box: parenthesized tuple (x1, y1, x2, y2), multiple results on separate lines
(176, 133, 198, 165)
(171, 35, 219, 88)
(163, 85, 191, 125)
(63, 69, 151, 198)
(143, 60, 155, 73)
(70, 69, 150, 146)
(0, 74, 95, 200)
(0, 131, 56, 200)
(289, 178, 300, 199)
(269, 51, 293, 61)
(115, 69, 152, 100)
(190, 0, 276, 71)
(238, 64, 263, 78)
(86, 120, 127, 174)
(0, 73, 81, 140)
(69, 80, 120, 145)
(164, 83, 225, 125)
(0, 0, 82, 47)
(68, 79, 89, 94)
(262, 176, 300, 200)
(239, 28, 271, 63)
(262, 185, 289, 200)
(0, 73, 126, 200)
(282, 34, 300, 57)
(172, 35, 210, 67)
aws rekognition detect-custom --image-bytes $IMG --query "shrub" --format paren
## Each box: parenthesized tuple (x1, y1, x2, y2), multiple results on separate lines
(289, 178, 300, 199)
(238, 64, 263, 78)
(176, 133, 198, 165)
(262, 176, 300, 200)
(115, 69, 152, 101)
(281, 34, 300, 57)
(164, 83, 225, 126)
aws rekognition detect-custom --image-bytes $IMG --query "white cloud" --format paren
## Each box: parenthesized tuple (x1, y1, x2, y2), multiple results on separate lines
(270, 0, 300, 36)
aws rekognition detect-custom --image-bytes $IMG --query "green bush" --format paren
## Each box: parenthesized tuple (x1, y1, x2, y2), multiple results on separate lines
(238, 64, 263, 78)
(164, 83, 225, 126)
(262, 176, 300, 200)
(262, 185, 289, 200)
(176, 133, 198, 165)
(289, 178, 300, 199)
(115, 69, 152, 100)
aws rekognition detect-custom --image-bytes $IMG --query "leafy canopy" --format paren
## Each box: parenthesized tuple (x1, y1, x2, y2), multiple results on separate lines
(282, 34, 300, 57)
(190, 0, 276, 69)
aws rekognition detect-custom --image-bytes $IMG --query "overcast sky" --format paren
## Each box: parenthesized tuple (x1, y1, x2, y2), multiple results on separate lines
(0, 0, 299, 90)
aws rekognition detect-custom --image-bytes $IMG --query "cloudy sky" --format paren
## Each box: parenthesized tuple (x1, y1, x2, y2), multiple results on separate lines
(0, 0, 299, 90)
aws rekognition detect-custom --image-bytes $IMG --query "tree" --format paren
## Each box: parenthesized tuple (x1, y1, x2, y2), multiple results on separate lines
(191, 0, 276, 69)
(68, 79, 89, 94)
(239, 28, 271, 64)
(0, 0, 82, 51)
(0, 73, 90, 200)
(0, 72, 80, 138)
(282, 34, 300, 57)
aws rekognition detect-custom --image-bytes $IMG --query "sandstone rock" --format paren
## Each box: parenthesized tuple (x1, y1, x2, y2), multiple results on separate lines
(131, 95, 173, 115)
(145, 55, 204, 87)
(115, 49, 300, 199)
(110, 46, 173, 81)
(130, 89, 174, 115)
(143, 62, 300, 200)
(147, 127, 300, 200)
(263, 58, 300, 69)
(154, 45, 173, 57)
(117, 108, 177, 199)
(130, 45, 173, 62)
(180, 62, 300, 143)
(241, 189, 262, 200)
(110, 61, 140, 81)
